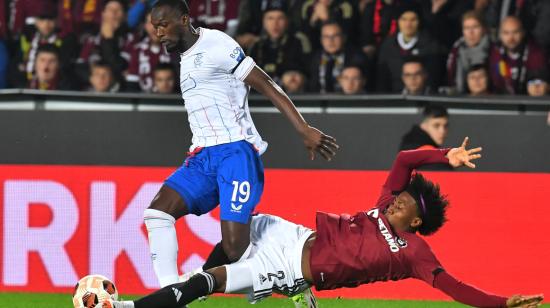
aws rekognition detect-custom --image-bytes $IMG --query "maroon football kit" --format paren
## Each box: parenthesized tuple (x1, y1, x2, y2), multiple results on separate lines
(309, 149, 508, 307)
(126, 36, 172, 92)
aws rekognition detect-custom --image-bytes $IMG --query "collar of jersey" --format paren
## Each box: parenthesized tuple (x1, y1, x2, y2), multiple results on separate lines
(182, 27, 204, 57)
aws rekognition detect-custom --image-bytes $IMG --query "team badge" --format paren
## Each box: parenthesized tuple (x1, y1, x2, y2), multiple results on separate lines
(396, 237, 408, 248)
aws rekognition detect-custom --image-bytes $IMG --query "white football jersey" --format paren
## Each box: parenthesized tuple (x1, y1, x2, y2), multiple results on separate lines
(179, 27, 267, 154)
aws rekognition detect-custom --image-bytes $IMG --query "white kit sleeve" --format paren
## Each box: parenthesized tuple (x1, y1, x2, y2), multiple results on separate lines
(209, 31, 256, 81)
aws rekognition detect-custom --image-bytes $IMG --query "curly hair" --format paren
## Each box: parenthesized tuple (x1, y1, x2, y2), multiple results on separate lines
(406, 173, 449, 236)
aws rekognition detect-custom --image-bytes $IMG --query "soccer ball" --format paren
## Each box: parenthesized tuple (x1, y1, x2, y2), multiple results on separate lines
(72, 274, 118, 308)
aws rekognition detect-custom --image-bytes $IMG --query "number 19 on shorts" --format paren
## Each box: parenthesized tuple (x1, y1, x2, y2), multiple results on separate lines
(231, 181, 250, 212)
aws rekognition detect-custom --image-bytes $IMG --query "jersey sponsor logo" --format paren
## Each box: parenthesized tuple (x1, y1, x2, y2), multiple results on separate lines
(230, 46, 245, 63)
(377, 218, 400, 252)
(367, 208, 402, 253)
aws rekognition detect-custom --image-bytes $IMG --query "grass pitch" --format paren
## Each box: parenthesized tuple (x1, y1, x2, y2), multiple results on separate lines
(1, 292, 548, 307)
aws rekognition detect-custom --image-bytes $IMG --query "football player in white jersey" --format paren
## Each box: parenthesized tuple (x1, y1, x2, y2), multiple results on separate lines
(144, 0, 339, 296)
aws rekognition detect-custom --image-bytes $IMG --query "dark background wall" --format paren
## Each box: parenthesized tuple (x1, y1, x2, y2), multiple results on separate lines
(1, 110, 548, 172)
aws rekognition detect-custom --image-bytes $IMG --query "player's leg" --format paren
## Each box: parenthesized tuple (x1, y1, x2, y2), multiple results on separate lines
(133, 267, 225, 308)
(111, 264, 255, 308)
(145, 151, 219, 287)
(217, 141, 264, 262)
(202, 241, 230, 270)
(143, 186, 189, 287)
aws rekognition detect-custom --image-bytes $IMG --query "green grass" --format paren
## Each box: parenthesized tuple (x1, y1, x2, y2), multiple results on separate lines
(0, 293, 548, 307)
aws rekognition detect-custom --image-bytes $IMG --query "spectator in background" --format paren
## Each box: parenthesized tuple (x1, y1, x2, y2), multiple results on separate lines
(152, 63, 176, 94)
(9, 0, 57, 39)
(418, 0, 473, 50)
(301, 0, 359, 49)
(376, 4, 443, 93)
(401, 57, 431, 95)
(57, 0, 104, 39)
(466, 64, 491, 96)
(28, 44, 77, 90)
(358, 0, 399, 59)
(308, 21, 365, 93)
(236, 0, 305, 50)
(447, 10, 491, 94)
(489, 16, 548, 94)
(526, 71, 549, 97)
(0, 38, 7, 89)
(530, 1, 550, 59)
(338, 65, 366, 94)
(127, 0, 156, 29)
(399, 105, 449, 151)
(249, 2, 310, 85)
(485, 0, 536, 40)
(0, 0, 8, 39)
(11, 11, 78, 88)
(0, 0, 8, 89)
(281, 70, 306, 93)
(76, 0, 134, 90)
(89, 61, 119, 92)
(189, 0, 240, 36)
(126, 11, 175, 92)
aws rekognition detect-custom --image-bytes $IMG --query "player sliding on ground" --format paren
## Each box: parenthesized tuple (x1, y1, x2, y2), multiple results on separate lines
(144, 1, 337, 306)
(106, 138, 543, 308)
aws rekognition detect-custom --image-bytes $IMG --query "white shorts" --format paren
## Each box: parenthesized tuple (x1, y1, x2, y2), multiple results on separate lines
(225, 214, 314, 303)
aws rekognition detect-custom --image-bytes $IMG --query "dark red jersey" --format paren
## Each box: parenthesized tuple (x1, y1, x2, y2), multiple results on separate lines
(77, 30, 134, 66)
(489, 41, 548, 94)
(10, 0, 57, 36)
(309, 149, 508, 307)
(0, 0, 7, 39)
(58, 0, 103, 36)
(126, 36, 172, 92)
(188, 0, 239, 32)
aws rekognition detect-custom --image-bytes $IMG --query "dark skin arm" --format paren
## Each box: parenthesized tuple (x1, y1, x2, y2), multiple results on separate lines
(218, 67, 341, 262)
(244, 66, 339, 161)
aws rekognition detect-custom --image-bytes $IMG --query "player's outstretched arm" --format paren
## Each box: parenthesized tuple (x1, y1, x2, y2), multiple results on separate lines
(244, 66, 339, 161)
(432, 270, 544, 308)
(506, 294, 544, 307)
(446, 137, 482, 169)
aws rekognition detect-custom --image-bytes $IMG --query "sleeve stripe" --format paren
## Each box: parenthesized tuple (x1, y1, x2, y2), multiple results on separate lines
(238, 63, 255, 81)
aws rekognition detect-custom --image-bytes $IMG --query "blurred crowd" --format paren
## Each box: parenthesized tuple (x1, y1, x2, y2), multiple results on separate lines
(0, 0, 549, 97)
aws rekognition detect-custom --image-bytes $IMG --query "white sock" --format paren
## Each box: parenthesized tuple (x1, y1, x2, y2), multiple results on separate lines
(144, 208, 179, 287)
(112, 301, 135, 308)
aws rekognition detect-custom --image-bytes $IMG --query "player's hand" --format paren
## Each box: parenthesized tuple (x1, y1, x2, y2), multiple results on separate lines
(506, 294, 544, 307)
(446, 137, 482, 169)
(301, 125, 339, 161)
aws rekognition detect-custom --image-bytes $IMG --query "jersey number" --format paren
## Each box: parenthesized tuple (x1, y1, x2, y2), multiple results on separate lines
(231, 181, 250, 203)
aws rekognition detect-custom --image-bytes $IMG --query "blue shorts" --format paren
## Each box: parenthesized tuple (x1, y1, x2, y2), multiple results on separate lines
(165, 140, 264, 224)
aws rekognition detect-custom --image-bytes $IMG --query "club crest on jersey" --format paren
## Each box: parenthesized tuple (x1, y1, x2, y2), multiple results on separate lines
(194, 53, 204, 68)
(396, 237, 408, 248)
